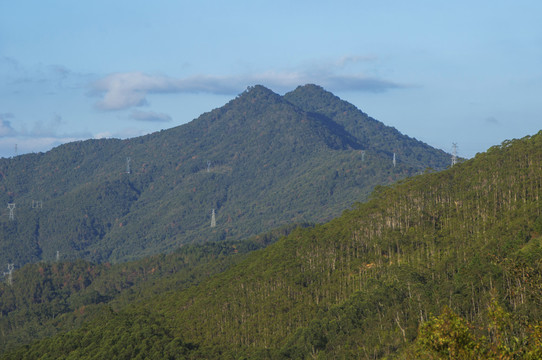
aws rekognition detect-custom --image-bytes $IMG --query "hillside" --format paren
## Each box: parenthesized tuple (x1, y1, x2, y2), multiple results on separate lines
(0, 224, 300, 353)
(284, 84, 446, 170)
(3, 131, 541, 359)
(0, 85, 450, 267)
(149, 132, 542, 358)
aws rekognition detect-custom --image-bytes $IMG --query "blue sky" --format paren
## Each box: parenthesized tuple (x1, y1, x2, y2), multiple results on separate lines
(1, 1, 541, 159)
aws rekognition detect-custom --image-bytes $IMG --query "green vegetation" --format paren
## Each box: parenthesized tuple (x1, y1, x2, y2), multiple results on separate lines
(0, 223, 301, 352)
(0, 85, 449, 267)
(2, 131, 541, 358)
(408, 301, 542, 359)
(284, 84, 448, 170)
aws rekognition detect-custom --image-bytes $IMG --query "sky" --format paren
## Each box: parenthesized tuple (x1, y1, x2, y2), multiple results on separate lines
(1, 1, 541, 159)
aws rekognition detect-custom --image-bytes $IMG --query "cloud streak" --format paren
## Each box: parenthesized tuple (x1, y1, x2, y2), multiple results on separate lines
(130, 110, 172, 123)
(90, 66, 405, 111)
(485, 116, 500, 125)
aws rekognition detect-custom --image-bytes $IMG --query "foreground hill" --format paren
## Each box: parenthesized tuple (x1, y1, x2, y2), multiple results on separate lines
(0, 224, 299, 353)
(4, 132, 541, 359)
(0, 85, 450, 267)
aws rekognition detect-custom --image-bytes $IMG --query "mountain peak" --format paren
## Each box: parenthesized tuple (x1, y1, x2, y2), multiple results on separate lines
(0, 84, 451, 267)
(236, 84, 283, 103)
(293, 83, 329, 93)
(284, 84, 346, 113)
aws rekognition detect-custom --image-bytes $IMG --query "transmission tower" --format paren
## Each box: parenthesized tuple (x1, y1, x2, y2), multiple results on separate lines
(361, 150, 366, 162)
(126, 157, 131, 174)
(393, 153, 396, 168)
(56, 250, 60, 262)
(4, 264, 14, 286)
(32, 200, 43, 209)
(451, 143, 458, 167)
(207, 161, 211, 173)
(7, 203, 15, 221)
(211, 209, 216, 228)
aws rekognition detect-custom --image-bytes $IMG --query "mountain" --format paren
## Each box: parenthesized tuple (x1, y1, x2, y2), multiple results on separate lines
(3, 131, 541, 359)
(284, 84, 446, 169)
(0, 85, 450, 267)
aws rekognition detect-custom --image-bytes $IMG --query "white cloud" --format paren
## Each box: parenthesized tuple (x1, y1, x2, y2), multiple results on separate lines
(90, 72, 243, 111)
(94, 131, 113, 139)
(89, 58, 405, 111)
(94, 128, 148, 140)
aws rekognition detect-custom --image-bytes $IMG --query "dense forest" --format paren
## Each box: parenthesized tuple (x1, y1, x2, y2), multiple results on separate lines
(0, 85, 450, 268)
(1, 130, 541, 358)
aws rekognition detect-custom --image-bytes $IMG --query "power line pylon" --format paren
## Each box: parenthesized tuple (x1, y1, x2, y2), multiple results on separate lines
(211, 209, 216, 228)
(7, 203, 15, 221)
(451, 143, 458, 167)
(4, 264, 14, 286)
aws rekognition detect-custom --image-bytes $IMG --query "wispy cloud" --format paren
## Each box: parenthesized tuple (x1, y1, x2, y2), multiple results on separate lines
(334, 55, 379, 67)
(0, 113, 91, 158)
(129, 110, 172, 123)
(1, 57, 93, 95)
(94, 127, 148, 140)
(90, 57, 405, 111)
(485, 116, 500, 125)
(21, 114, 66, 137)
(0, 113, 16, 137)
(89, 72, 242, 110)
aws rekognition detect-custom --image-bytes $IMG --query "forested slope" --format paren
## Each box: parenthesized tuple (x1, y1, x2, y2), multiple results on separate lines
(0, 85, 450, 267)
(161, 132, 542, 358)
(0, 224, 300, 353)
(285, 84, 446, 170)
(4, 132, 541, 359)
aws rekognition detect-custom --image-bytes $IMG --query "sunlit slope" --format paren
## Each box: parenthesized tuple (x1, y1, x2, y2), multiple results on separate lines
(0, 85, 450, 266)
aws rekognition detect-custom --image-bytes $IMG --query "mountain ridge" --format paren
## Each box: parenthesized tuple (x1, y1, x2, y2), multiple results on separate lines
(0, 85, 450, 267)
(285, 84, 448, 169)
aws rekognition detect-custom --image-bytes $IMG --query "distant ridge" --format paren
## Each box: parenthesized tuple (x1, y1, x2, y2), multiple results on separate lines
(0, 85, 450, 266)
(285, 84, 448, 169)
